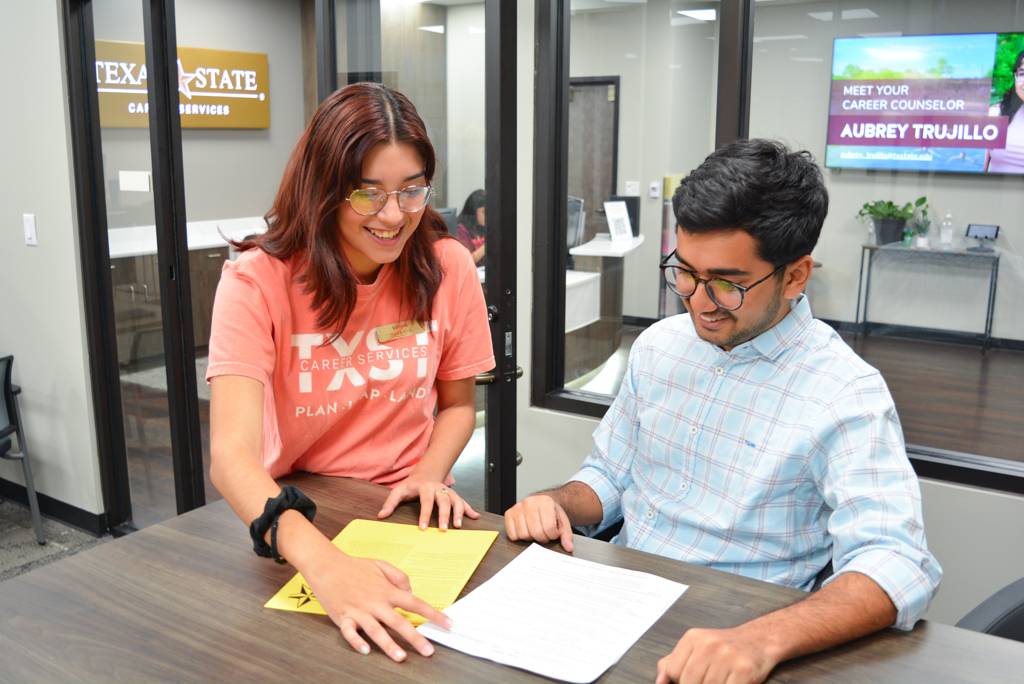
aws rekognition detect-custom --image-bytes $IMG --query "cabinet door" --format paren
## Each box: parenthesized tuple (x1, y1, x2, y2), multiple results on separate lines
(111, 254, 164, 367)
(189, 247, 228, 349)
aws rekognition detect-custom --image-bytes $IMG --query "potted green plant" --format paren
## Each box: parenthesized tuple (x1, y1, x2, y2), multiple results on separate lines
(857, 196, 927, 245)
(911, 198, 931, 247)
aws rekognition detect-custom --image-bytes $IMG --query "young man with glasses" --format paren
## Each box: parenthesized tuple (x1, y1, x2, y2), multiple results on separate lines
(504, 139, 941, 684)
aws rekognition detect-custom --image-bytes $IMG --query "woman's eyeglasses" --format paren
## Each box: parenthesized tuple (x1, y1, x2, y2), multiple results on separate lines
(345, 185, 432, 216)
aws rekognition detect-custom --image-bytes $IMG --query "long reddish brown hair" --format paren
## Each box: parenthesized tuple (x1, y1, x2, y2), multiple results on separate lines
(235, 83, 447, 340)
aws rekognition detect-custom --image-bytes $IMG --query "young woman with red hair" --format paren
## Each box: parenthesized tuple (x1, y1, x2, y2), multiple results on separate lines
(206, 83, 493, 662)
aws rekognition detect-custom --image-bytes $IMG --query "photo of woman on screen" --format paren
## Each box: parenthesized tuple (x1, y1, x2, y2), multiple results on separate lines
(987, 47, 1024, 173)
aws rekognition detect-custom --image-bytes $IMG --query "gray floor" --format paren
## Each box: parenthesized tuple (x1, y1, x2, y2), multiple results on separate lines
(0, 500, 107, 582)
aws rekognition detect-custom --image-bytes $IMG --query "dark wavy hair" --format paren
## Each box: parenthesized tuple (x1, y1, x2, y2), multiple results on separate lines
(234, 83, 447, 340)
(999, 49, 1024, 120)
(671, 139, 829, 267)
(457, 188, 486, 238)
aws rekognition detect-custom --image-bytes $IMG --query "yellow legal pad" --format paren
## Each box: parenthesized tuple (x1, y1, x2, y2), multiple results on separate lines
(265, 519, 498, 625)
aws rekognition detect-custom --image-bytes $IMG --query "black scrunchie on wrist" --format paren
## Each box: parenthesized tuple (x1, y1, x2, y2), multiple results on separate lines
(249, 485, 317, 564)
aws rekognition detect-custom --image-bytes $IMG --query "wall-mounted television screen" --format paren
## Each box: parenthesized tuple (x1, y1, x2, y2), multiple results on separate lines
(825, 32, 1024, 174)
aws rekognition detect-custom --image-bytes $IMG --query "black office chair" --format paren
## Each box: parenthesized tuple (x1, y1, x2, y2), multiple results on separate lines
(0, 355, 45, 544)
(956, 577, 1024, 643)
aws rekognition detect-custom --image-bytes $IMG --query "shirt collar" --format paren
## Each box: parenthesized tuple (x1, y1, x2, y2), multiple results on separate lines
(732, 294, 813, 361)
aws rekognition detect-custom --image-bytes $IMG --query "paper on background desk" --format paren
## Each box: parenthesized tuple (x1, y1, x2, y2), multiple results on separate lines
(418, 544, 688, 683)
(265, 519, 497, 625)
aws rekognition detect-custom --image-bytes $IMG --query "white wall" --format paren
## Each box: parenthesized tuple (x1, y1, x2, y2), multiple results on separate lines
(446, 3, 487, 214)
(749, 0, 1024, 339)
(516, 0, 1024, 626)
(0, 1, 104, 514)
(919, 478, 1024, 624)
(570, 2, 718, 319)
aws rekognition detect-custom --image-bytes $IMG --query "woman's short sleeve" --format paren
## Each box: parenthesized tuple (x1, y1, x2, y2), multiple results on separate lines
(436, 241, 495, 381)
(205, 260, 276, 387)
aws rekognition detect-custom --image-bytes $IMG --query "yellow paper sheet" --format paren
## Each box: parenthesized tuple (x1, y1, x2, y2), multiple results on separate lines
(265, 519, 498, 625)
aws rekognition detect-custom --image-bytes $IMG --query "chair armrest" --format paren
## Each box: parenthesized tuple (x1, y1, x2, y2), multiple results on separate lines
(0, 424, 15, 440)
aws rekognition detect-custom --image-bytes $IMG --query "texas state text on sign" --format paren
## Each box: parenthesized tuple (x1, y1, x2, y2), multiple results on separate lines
(95, 40, 270, 129)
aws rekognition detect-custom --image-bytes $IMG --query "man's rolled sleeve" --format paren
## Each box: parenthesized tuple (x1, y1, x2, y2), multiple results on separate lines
(814, 373, 942, 630)
(567, 342, 642, 536)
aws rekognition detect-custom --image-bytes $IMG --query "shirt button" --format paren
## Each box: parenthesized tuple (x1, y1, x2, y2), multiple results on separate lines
(680, 481, 689, 491)
(690, 426, 698, 435)
(646, 509, 655, 519)
(715, 367, 724, 375)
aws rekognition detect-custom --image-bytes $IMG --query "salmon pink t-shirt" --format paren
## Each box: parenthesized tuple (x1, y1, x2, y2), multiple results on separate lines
(205, 237, 494, 484)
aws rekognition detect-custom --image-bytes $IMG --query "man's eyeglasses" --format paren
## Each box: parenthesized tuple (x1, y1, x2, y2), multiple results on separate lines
(345, 185, 432, 216)
(659, 253, 785, 311)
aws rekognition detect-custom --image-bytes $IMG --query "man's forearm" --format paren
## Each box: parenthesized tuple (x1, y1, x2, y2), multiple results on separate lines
(741, 571, 897, 665)
(544, 481, 605, 528)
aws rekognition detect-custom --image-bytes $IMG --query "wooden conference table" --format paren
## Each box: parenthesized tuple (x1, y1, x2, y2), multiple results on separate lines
(0, 474, 1021, 683)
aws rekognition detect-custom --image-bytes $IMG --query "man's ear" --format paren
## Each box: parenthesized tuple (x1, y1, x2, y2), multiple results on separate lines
(783, 255, 814, 299)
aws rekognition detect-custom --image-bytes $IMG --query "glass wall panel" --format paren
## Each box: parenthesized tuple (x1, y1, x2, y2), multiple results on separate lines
(337, 0, 490, 511)
(562, 0, 720, 398)
(175, 0, 312, 513)
(92, 0, 175, 528)
(750, 0, 1024, 464)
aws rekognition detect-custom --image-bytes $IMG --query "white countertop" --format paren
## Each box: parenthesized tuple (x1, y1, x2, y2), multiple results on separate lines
(107, 216, 267, 259)
(569, 234, 645, 258)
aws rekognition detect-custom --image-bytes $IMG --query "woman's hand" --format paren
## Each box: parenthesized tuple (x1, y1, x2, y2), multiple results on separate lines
(303, 544, 451, 661)
(377, 475, 481, 530)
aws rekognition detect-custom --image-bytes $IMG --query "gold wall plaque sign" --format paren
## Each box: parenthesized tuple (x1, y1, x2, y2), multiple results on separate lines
(95, 40, 270, 129)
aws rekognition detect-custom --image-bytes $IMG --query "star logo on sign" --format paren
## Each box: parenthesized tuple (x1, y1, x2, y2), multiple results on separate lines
(177, 59, 196, 100)
(288, 584, 318, 608)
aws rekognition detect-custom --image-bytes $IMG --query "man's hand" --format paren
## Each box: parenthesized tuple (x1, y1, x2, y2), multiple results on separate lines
(503, 493, 575, 552)
(654, 626, 779, 684)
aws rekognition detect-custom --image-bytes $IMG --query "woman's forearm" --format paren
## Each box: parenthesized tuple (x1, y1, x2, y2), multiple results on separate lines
(411, 402, 476, 481)
(209, 375, 335, 570)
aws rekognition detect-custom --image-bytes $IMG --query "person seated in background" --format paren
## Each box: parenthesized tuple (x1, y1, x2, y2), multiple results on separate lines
(455, 188, 486, 265)
(504, 139, 942, 684)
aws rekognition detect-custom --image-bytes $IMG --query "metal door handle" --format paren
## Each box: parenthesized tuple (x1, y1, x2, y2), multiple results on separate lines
(474, 366, 524, 385)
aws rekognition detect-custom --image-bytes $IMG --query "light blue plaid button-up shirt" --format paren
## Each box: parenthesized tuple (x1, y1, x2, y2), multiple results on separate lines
(571, 295, 941, 630)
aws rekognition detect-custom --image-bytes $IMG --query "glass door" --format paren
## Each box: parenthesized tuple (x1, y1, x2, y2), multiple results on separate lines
(174, 0, 313, 509)
(336, 0, 518, 512)
(71, 0, 515, 529)
(92, 0, 177, 528)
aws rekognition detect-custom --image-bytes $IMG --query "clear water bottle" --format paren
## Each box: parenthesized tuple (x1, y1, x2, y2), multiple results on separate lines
(939, 211, 955, 248)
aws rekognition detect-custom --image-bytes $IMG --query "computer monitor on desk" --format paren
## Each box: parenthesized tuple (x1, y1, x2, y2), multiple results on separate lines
(436, 206, 458, 235)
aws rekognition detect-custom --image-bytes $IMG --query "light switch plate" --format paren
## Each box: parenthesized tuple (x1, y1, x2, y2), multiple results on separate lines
(624, 180, 640, 196)
(648, 181, 661, 199)
(23, 213, 38, 246)
(119, 170, 152, 193)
